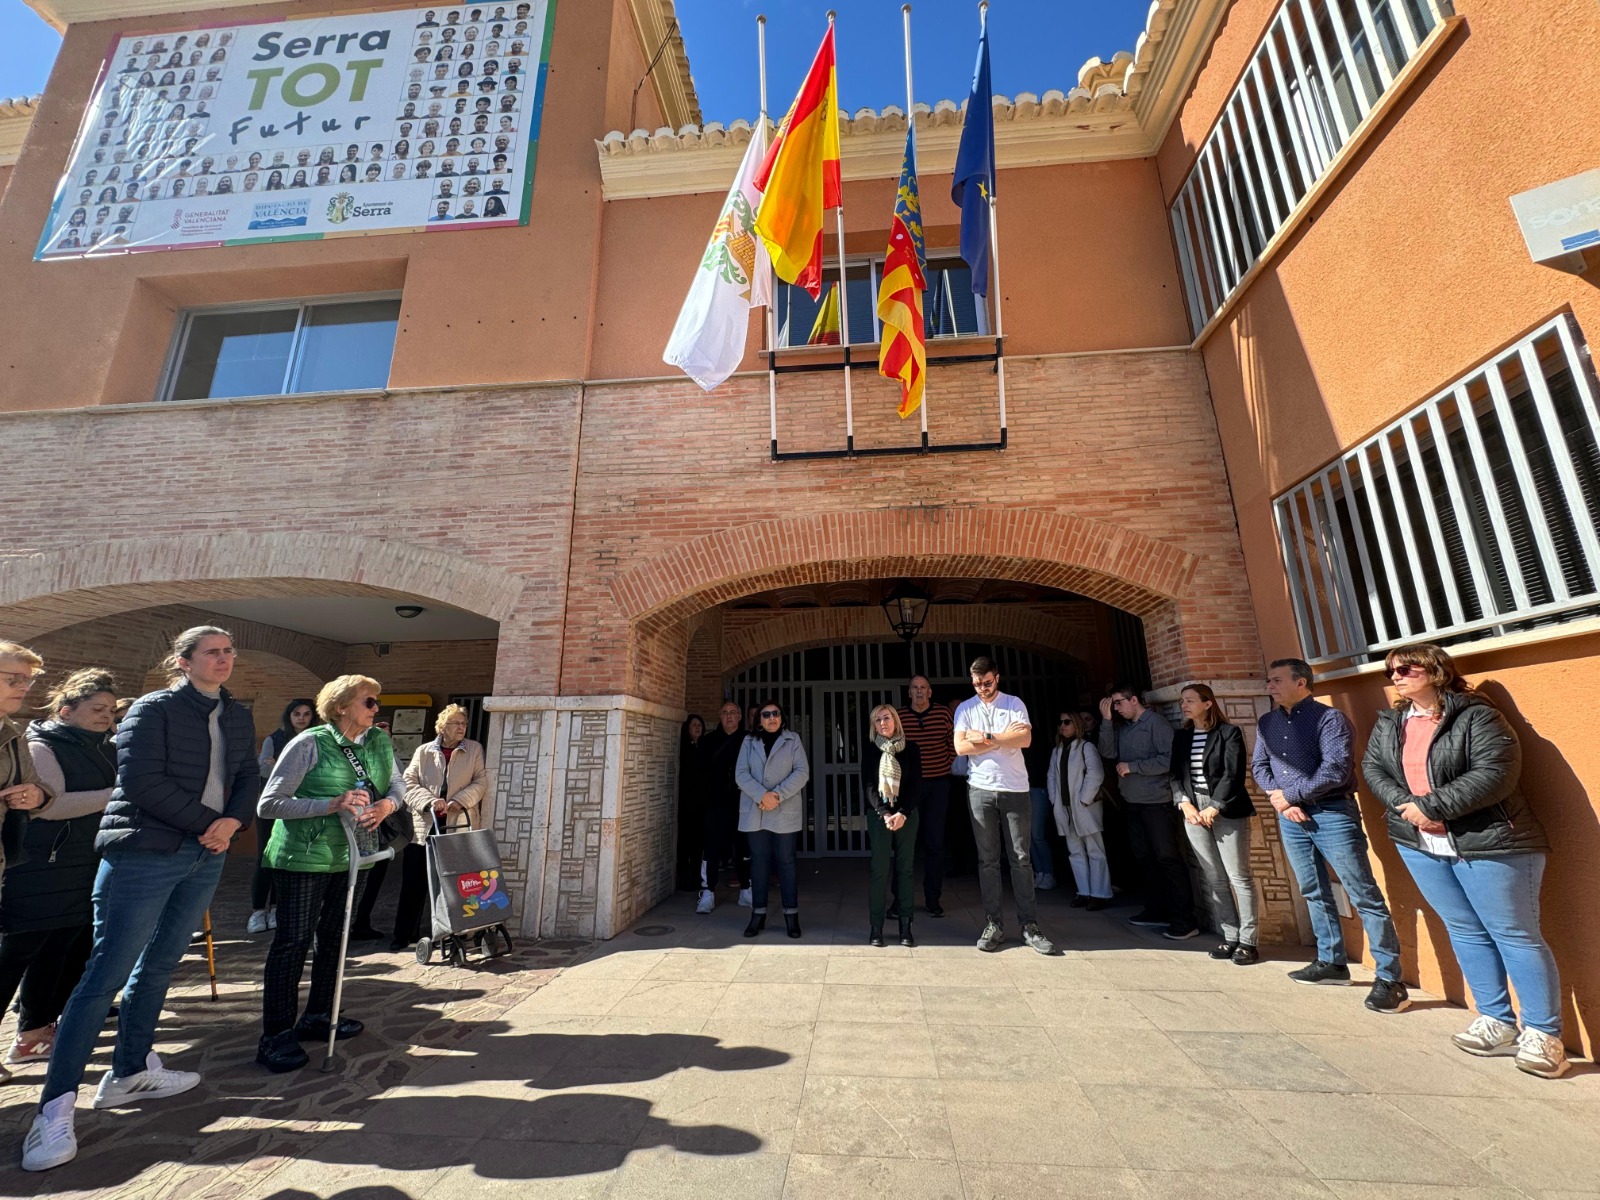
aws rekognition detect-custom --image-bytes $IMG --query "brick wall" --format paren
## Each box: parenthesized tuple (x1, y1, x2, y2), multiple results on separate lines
(343, 639, 498, 701)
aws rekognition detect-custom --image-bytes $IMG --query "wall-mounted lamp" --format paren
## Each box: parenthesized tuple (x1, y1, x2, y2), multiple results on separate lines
(394, 605, 425, 619)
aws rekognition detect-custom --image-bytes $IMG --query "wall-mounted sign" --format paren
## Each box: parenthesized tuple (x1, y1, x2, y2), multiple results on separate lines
(1510, 168, 1600, 273)
(36, 0, 555, 260)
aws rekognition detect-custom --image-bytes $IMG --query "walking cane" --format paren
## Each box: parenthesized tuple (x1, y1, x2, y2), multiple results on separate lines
(323, 809, 395, 1073)
(202, 909, 218, 1002)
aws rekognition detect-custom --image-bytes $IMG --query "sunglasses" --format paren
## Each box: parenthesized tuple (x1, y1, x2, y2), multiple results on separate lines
(360, 696, 382, 710)
(760, 709, 782, 719)
(1386, 664, 1424, 680)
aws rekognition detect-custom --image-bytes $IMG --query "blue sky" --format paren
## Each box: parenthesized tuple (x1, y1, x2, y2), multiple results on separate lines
(0, 0, 1152, 112)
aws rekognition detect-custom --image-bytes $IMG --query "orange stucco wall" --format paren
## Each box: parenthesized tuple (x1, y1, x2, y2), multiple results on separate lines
(1161, 0, 1600, 1053)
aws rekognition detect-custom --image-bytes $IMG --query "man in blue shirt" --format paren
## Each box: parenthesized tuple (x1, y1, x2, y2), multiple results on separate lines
(1252, 657, 1407, 1012)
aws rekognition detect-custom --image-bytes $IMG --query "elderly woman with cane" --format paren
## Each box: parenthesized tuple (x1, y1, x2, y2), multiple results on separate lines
(862, 704, 922, 947)
(255, 674, 402, 1074)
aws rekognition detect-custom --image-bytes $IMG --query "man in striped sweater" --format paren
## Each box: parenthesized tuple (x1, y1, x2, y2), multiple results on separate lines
(898, 676, 954, 919)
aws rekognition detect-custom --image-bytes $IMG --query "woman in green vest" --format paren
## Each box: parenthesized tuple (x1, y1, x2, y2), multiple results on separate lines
(255, 674, 402, 1074)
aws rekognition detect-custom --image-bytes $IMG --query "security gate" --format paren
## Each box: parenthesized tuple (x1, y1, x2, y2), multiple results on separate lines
(731, 641, 1089, 856)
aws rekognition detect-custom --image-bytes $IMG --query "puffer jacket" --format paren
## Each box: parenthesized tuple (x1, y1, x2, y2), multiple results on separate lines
(735, 730, 810, 835)
(1362, 690, 1548, 858)
(99, 682, 258, 854)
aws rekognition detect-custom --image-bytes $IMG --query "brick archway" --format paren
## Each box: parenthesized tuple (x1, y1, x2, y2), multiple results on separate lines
(608, 506, 1236, 689)
(0, 532, 528, 639)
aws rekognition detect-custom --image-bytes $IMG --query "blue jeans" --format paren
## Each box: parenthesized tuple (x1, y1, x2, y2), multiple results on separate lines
(1278, 802, 1402, 981)
(1398, 846, 1561, 1036)
(747, 829, 799, 914)
(42, 837, 227, 1104)
(1029, 787, 1054, 878)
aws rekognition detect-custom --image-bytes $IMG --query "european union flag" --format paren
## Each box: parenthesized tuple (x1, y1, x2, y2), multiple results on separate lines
(952, 6, 994, 297)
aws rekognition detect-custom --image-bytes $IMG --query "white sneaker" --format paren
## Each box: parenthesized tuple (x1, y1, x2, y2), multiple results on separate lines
(92, 1051, 201, 1108)
(1035, 873, 1057, 891)
(737, 888, 752, 908)
(21, 1092, 77, 1171)
(1452, 1014, 1519, 1057)
(695, 889, 715, 914)
(246, 910, 269, 935)
(1514, 1027, 1571, 1079)
(266, 908, 277, 930)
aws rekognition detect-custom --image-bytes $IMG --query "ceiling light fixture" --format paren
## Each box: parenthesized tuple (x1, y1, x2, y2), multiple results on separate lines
(394, 605, 425, 619)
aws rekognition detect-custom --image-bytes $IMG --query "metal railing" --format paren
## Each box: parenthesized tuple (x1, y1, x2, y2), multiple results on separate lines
(1170, 0, 1450, 333)
(1274, 314, 1600, 663)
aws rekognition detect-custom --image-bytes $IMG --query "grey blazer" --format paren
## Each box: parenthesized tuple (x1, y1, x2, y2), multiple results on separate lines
(735, 730, 810, 834)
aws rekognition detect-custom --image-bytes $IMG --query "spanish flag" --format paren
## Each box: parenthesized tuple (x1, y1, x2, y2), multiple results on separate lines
(753, 25, 842, 299)
(807, 283, 842, 346)
(877, 130, 927, 418)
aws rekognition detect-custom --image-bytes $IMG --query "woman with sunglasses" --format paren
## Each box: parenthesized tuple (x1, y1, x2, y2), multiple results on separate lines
(735, 700, 809, 938)
(1048, 711, 1110, 911)
(24, 627, 257, 1172)
(862, 704, 921, 947)
(1363, 643, 1565, 1078)
(255, 675, 402, 1074)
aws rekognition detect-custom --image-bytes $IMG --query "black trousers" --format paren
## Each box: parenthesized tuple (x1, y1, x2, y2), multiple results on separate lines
(262, 869, 367, 1036)
(890, 776, 949, 909)
(0, 925, 92, 1031)
(868, 811, 920, 927)
(353, 855, 388, 930)
(699, 802, 738, 892)
(393, 842, 431, 946)
(251, 817, 277, 910)
(1124, 802, 1196, 923)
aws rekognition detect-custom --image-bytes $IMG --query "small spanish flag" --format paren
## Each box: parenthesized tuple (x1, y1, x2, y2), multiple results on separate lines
(878, 130, 927, 417)
(753, 25, 842, 299)
(807, 282, 842, 345)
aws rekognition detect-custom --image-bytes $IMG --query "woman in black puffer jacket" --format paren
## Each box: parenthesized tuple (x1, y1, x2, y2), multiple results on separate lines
(1362, 642, 1565, 1080)
(0, 671, 119, 1067)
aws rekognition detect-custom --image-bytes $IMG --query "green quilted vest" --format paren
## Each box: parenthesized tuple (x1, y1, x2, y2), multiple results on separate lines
(263, 725, 395, 874)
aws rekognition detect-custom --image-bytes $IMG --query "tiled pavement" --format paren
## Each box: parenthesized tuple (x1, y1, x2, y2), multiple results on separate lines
(0, 860, 1596, 1199)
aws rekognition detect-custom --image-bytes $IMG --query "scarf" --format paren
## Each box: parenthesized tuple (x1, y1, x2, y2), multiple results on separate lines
(874, 731, 906, 806)
(758, 724, 783, 753)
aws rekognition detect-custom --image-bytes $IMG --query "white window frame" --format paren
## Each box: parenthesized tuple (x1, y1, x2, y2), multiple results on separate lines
(1170, 0, 1450, 333)
(1274, 314, 1600, 664)
(160, 291, 404, 402)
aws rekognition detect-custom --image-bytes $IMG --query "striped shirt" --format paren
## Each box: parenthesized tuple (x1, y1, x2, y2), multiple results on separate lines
(898, 702, 955, 779)
(1189, 728, 1212, 800)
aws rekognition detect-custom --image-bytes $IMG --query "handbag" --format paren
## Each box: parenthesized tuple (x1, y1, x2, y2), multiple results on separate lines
(337, 744, 407, 849)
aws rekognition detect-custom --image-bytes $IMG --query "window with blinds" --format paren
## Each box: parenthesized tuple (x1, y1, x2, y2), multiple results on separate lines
(1274, 315, 1600, 663)
(1170, 0, 1451, 333)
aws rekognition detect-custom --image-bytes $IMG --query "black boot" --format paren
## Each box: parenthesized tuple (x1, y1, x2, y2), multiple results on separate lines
(869, 925, 885, 948)
(899, 919, 916, 948)
(785, 912, 802, 939)
(743, 913, 766, 938)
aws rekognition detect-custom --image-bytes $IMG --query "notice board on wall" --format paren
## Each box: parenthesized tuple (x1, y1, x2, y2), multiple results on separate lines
(36, 0, 555, 260)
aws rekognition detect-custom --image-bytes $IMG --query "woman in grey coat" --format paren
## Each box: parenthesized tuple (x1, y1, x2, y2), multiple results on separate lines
(735, 700, 809, 939)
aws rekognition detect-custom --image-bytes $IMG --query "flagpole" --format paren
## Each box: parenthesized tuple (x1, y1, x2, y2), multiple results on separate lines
(902, 2, 927, 450)
(758, 14, 779, 458)
(979, 0, 1007, 447)
(827, 9, 855, 456)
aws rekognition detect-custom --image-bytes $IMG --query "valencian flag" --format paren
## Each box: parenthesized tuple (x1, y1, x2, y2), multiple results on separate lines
(952, 6, 995, 296)
(807, 283, 842, 345)
(877, 130, 927, 418)
(753, 26, 842, 298)
(663, 131, 772, 390)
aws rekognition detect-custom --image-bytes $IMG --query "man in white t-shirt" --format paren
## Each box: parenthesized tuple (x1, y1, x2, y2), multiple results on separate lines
(953, 656, 1055, 955)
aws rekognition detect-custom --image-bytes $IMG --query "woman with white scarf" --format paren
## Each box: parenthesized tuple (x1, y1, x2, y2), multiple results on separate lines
(861, 705, 923, 948)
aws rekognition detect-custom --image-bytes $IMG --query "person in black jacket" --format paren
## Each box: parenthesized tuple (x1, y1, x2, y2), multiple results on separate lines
(22, 626, 259, 1174)
(249, 698, 316, 935)
(695, 702, 747, 914)
(0, 671, 119, 1069)
(1362, 643, 1566, 1080)
(863, 705, 922, 948)
(1170, 684, 1259, 964)
(676, 714, 706, 894)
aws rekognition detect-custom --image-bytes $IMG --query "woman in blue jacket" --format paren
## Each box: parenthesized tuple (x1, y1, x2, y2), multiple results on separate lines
(23, 626, 259, 1174)
(735, 700, 809, 939)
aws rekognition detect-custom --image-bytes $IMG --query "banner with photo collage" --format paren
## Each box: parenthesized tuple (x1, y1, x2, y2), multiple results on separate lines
(35, 0, 555, 259)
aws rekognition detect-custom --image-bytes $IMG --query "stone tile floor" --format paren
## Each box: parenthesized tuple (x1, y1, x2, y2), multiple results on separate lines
(0, 859, 1595, 1199)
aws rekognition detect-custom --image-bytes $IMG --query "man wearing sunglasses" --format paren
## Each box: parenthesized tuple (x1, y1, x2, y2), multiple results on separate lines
(1252, 657, 1408, 1013)
(953, 658, 1054, 954)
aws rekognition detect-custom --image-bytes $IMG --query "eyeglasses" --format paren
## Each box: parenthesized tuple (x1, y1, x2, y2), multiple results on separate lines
(360, 696, 382, 710)
(760, 709, 781, 719)
(1386, 664, 1424, 680)
(1059, 719, 1074, 726)
(0, 671, 41, 690)
(972, 677, 998, 690)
